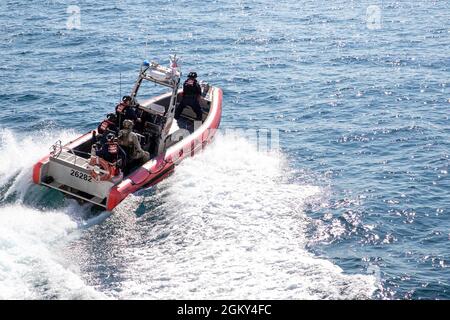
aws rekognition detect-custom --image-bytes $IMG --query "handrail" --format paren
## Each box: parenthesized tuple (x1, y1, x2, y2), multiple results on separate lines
(50, 140, 92, 165)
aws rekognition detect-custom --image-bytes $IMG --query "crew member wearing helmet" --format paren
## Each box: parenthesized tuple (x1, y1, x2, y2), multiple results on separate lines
(97, 113, 118, 135)
(118, 119, 150, 165)
(174, 71, 203, 121)
(116, 95, 140, 129)
(96, 133, 126, 174)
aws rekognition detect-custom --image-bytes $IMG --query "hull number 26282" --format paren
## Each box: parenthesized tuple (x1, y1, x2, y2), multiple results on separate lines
(70, 169, 92, 182)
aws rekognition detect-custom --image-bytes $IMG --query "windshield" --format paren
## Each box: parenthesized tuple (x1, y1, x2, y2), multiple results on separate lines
(135, 79, 171, 104)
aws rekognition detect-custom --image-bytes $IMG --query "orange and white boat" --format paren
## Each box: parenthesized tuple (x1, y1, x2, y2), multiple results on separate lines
(33, 56, 222, 210)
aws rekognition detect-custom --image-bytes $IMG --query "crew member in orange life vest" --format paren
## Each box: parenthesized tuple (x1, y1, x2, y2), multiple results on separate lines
(96, 133, 126, 170)
(174, 72, 203, 121)
(116, 95, 139, 128)
(97, 113, 118, 135)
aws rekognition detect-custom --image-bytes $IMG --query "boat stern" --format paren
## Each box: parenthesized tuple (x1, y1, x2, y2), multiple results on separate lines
(34, 150, 121, 208)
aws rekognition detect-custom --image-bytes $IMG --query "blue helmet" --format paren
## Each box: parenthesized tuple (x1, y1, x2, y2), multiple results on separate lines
(107, 113, 117, 121)
(106, 133, 115, 142)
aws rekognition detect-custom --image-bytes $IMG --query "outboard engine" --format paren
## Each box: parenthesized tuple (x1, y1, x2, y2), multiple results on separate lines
(200, 81, 210, 97)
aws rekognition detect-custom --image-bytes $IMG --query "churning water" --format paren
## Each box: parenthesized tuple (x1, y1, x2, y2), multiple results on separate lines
(0, 0, 448, 299)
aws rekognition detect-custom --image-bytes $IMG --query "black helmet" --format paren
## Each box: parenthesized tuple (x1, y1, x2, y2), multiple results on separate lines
(122, 95, 132, 102)
(107, 113, 116, 121)
(188, 71, 197, 79)
(106, 133, 115, 142)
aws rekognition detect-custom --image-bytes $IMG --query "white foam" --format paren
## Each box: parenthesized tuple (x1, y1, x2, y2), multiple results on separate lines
(113, 132, 377, 299)
(0, 205, 103, 299)
(0, 129, 79, 202)
(0, 129, 377, 299)
(0, 129, 105, 299)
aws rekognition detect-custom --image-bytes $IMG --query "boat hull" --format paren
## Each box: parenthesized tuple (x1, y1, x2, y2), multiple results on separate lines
(33, 87, 223, 211)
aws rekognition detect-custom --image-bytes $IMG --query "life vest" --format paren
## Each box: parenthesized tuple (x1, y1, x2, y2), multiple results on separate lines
(116, 102, 128, 114)
(99, 120, 113, 133)
(107, 142, 118, 155)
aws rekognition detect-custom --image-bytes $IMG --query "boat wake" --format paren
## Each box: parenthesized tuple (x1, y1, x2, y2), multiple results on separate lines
(0, 129, 106, 299)
(0, 128, 378, 299)
(0, 129, 77, 204)
(72, 131, 379, 299)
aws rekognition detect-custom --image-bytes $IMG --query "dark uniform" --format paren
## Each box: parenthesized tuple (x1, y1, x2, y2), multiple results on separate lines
(96, 133, 127, 170)
(175, 72, 203, 121)
(116, 96, 138, 128)
(95, 114, 118, 145)
(97, 141, 118, 164)
(97, 117, 118, 135)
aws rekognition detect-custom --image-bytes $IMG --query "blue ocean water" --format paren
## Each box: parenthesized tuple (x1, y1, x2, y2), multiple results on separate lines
(0, 0, 448, 299)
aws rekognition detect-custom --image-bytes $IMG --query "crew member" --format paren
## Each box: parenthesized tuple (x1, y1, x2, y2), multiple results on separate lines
(97, 113, 118, 135)
(116, 95, 140, 128)
(174, 71, 203, 121)
(96, 133, 126, 174)
(118, 119, 150, 165)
